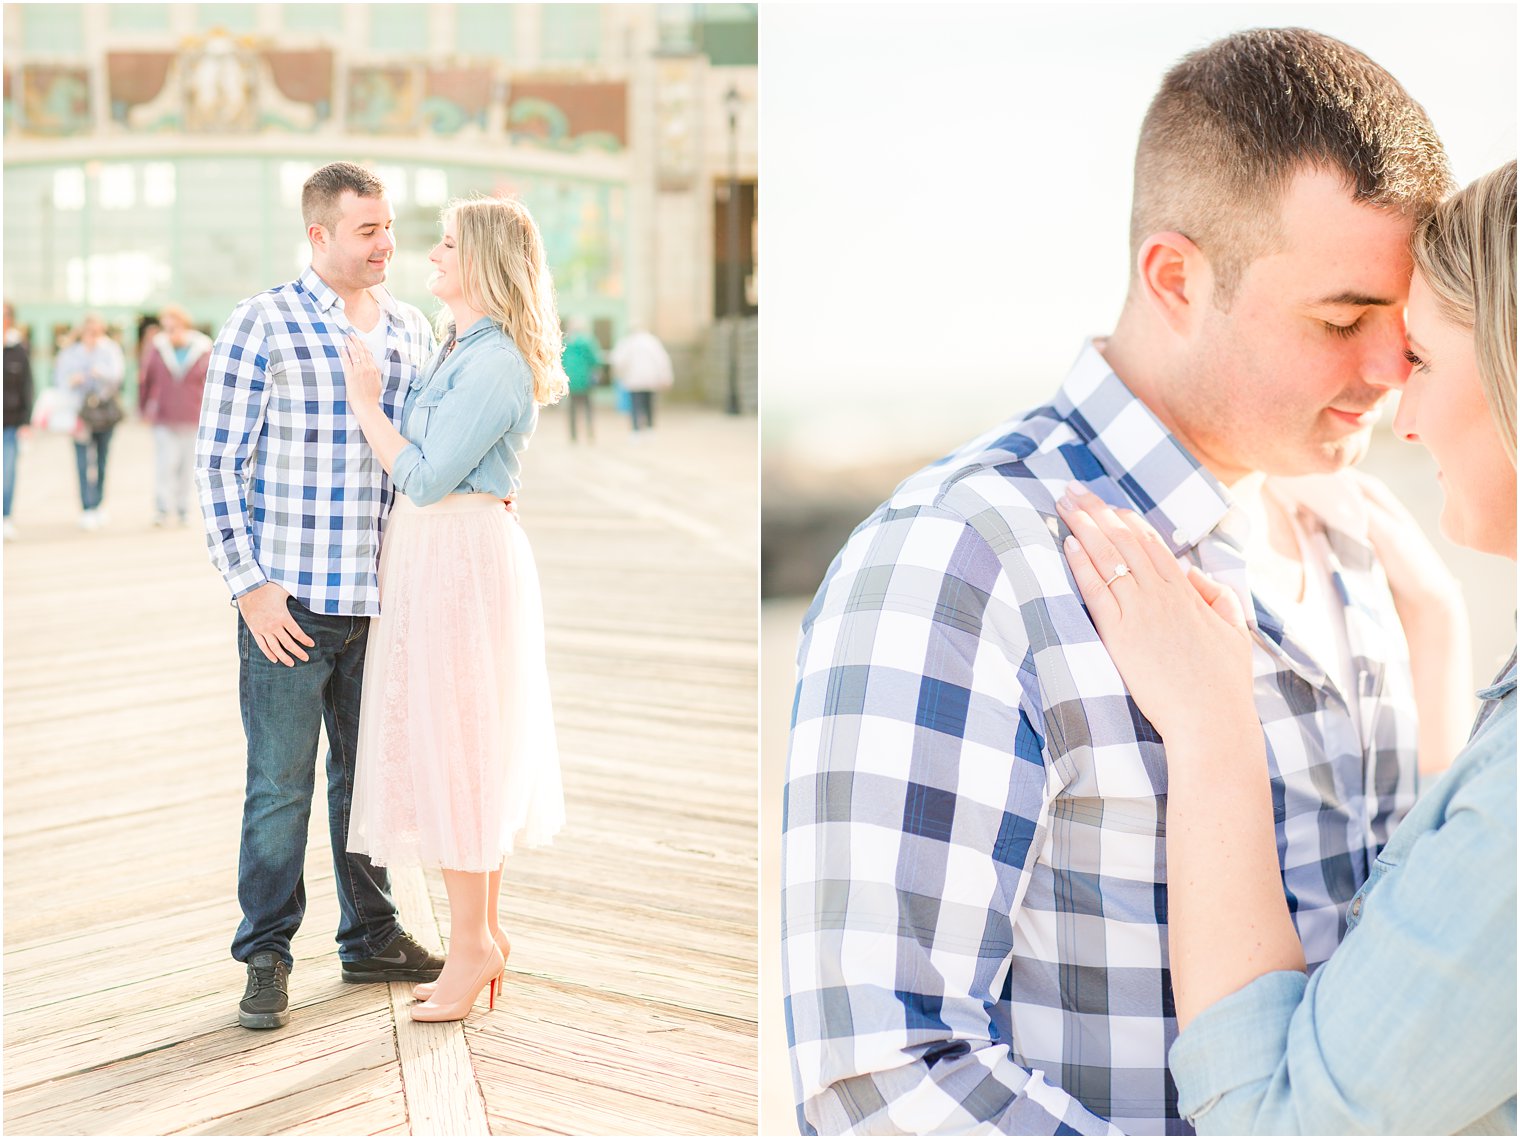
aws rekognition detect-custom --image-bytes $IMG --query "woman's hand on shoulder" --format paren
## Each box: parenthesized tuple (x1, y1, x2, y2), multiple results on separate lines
(340, 334, 383, 409)
(1057, 482, 1255, 741)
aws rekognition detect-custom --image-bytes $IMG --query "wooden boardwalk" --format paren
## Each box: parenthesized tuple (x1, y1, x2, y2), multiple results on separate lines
(3, 399, 758, 1136)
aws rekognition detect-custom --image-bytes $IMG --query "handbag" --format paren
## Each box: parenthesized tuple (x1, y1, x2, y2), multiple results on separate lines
(31, 387, 79, 435)
(79, 391, 124, 433)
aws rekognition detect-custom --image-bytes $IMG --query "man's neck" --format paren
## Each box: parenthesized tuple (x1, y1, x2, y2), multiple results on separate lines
(310, 265, 380, 326)
(1099, 328, 1252, 487)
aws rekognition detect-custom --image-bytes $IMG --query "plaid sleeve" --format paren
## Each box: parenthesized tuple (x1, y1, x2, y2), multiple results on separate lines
(782, 501, 1119, 1136)
(195, 301, 271, 601)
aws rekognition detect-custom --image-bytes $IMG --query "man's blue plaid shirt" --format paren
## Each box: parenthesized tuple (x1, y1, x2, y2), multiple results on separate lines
(195, 267, 436, 616)
(782, 342, 1419, 1135)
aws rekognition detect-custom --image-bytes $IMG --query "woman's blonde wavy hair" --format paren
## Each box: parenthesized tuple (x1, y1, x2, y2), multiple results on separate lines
(1411, 159, 1517, 465)
(439, 196, 568, 406)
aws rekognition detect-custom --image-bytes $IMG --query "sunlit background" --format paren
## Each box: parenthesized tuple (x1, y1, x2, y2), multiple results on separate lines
(4, 2, 759, 409)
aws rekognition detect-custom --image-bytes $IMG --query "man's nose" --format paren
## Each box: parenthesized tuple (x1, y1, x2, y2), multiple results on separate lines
(375, 230, 396, 253)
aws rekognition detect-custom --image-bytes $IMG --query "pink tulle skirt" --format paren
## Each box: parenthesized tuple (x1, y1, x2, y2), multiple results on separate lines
(348, 493, 563, 871)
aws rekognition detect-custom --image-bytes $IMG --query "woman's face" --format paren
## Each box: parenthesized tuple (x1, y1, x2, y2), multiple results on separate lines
(1393, 272, 1517, 558)
(427, 219, 463, 305)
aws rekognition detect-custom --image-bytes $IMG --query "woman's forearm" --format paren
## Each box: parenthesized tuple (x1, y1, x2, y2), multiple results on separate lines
(1165, 704, 1307, 1031)
(350, 399, 410, 477)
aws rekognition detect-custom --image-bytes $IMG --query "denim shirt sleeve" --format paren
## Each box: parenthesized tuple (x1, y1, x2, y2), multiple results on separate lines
(1169, 722, 1517, 1135)
(390, 340, 530, 507)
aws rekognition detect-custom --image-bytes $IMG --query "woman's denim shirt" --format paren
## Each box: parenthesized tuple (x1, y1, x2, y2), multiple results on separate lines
(1170, 653, 1518, 1136)
(391, 317, 537, 507)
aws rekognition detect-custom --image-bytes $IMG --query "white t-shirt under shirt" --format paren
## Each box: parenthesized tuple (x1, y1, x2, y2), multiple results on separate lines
(355, 312, 388, 366)
(1244, 482, 1363, 739)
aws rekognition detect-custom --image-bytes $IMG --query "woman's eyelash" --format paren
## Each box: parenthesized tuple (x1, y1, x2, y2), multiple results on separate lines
(1403, 348, 1430, 373)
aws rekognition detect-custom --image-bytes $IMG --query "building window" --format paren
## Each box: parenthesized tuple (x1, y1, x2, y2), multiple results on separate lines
(542, 6, 601, 64)
(54, 168, 86, 210)
(144, 163, 177, 208)
(196, 4, 256, 33)
(67, 252, 167, 306)
(415, 168, 449, 208)
(695, 4, 758, 66)
(455, 5, 514, 57)
(98, 164, 136, 210)
(23, 5, 84, 54)
(369, 5, 430, 54)
(284, 4, 344, 34)
(374, 166, 408, 205)
(109, 5, 170, 33)
(279, 162, 317, 208)
(656, 5, 699, 54)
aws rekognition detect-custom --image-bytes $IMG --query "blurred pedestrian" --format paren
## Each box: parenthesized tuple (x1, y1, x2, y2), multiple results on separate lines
(54, 313, 125, 530)
(561, 316, 602, 443)
(139, 304, 211, 526)
(4, 300, 34, 541)
(610, 324, 673, 434)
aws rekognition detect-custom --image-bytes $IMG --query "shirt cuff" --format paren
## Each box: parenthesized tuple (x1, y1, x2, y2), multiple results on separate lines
(225, 562, 269, 601)
(1169, 969, 1308, 1127)
(389, 442, 422, 497)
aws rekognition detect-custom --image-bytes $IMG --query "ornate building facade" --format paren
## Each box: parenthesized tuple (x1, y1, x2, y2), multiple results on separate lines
(3, 3, 757, 405)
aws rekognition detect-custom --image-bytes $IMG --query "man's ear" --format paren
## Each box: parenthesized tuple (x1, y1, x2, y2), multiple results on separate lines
(307, 222, 328, 254)
(1134, 231, 1211, 338)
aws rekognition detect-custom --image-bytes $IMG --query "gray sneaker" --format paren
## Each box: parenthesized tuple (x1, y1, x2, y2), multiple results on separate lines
(239, 951, 290, 1029)
(341, 930, 445, 984)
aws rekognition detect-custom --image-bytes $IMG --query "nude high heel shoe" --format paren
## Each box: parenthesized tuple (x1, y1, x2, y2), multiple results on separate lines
(412, 931, 509, 1002)
(408, 944, 505, 1023)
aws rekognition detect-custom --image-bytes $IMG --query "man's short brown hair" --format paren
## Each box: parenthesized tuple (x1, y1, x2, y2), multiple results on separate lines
(1130, 28, 1454, 304)
(301, 161, 386, 234)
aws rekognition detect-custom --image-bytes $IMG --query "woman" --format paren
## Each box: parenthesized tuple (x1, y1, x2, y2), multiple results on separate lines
(138, 304, 211, 527)
(54, 313, 124, 530)
(1059, 160, 1516, 1133)
(340, 195, 567, 1022)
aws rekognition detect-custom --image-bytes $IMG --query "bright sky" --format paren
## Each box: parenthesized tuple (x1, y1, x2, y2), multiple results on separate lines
(760, 4, 1517, 469)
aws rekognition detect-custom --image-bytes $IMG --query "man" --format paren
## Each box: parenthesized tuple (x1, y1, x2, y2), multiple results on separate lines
(783, 29, 1452, 1134)
(196, 162, 443, 1031)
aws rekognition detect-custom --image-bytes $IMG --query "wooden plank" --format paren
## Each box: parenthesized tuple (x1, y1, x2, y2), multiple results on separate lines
(387, 866, 490, 1136)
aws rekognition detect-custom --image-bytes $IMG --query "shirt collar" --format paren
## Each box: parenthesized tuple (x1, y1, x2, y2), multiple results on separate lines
(1477, 648, 1517, 701)
(1053, 340, 1232, 557)
(454, 316, 496, 343)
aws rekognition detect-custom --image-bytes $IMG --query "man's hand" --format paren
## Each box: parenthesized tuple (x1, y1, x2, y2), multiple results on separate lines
(237, 582, 315, 667)
(503, 494, 518, 518)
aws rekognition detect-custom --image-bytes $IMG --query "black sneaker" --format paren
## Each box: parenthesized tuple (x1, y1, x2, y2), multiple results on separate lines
(239, 951, 290, 1029)
(341, 930, 445, 984)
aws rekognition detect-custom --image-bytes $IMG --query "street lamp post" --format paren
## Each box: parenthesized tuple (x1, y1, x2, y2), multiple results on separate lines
(724, 85, 742, 415)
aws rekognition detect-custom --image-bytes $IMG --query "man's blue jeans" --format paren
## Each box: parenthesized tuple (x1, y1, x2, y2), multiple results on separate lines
(3, 426, 17, 518)
(232, 595, 399, 969)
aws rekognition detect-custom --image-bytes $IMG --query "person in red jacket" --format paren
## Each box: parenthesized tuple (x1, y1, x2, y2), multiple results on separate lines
(139, 304, 212, 526)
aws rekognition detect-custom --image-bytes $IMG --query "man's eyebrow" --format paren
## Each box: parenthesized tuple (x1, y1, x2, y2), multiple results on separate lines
(1309, 291, 1397, 307)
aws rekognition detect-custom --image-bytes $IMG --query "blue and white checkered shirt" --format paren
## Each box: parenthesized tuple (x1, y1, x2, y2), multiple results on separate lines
(782, 341, 1418, 1135)
(196, 266, 436, 616)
